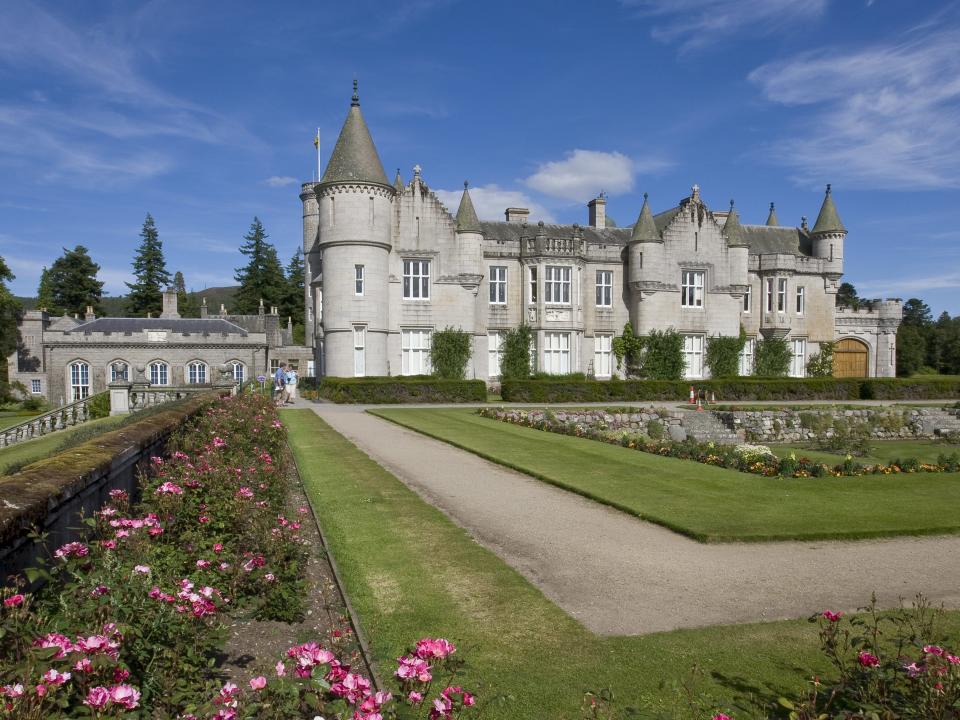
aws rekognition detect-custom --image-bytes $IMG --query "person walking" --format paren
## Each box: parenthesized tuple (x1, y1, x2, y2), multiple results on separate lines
(273, 363, 287, 407)
(284, 366, 298, 404)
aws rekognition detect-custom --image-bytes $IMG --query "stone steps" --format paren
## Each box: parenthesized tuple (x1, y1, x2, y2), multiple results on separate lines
(681, 410, 742, 445)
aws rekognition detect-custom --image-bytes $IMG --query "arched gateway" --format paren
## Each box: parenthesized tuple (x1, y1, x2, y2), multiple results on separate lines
(833, 338, 869, 377)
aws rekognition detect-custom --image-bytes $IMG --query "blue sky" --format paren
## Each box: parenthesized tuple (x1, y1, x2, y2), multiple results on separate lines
(1, 0, 959, 314)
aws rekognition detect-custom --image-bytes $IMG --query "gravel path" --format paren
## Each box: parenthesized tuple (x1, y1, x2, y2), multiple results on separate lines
(306, 403, 960, 636)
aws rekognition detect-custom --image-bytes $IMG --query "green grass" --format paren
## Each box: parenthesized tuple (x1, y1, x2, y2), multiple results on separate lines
(770, 439, 960, 467)
(285, 409, 860, 719)
(0, 413, 38, 431)
(0, 415, 128, 476)
(370, 408, 960, 542)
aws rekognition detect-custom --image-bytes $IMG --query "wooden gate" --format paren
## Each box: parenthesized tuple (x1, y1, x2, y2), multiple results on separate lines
(833, 338, 869, 378)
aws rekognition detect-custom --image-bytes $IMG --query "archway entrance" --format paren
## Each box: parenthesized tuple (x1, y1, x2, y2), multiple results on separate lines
(833, 338, 869, 377)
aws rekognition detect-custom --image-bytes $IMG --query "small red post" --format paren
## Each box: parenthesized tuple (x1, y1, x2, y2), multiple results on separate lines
(689, 386, 695, 404)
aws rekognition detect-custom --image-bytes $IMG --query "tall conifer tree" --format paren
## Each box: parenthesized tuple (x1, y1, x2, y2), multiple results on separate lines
(281, 248, 305, 328)
(0, 255, 22, 364)
(48, 246, 104, 316)
(36, 266, 58, 314)
(173, 271, 201, 318)
(126, 213, 171, 317)
(233, 217, 285, 314)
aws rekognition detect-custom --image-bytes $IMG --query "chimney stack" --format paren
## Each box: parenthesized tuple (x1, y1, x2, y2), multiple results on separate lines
(587, 193, 606, 228)
(200, 297, 208, 318)
(84, 306, 95, 321)
(160, 288, 180, 319)
(505, 207, 530, 224)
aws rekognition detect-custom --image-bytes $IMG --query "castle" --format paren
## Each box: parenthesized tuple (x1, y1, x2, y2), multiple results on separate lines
(300, 84, 902, 381)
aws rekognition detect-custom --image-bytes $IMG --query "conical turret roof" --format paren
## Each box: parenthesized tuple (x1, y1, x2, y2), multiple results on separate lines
(766, 202, 779, 226)
(320, 81, 390, 187)
(724, 200, 748, 247)
(393, 168, 405, 193)
(630, 193, 660, 242)
(811, 184, 846, 234)
(455, 182, 482, 233)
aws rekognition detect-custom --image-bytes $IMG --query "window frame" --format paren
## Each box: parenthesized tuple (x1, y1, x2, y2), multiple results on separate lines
(30, 379, 42, 394)
(682, 334, 705, 379)
(487, 331, 503, 378)
(765, 278, 774, 313)
(353, 325, 366, 377)
(738, 337, 755, 376)
(187, 361, 207, 385)
(489, 266, 507, 305)
(743, 285, 752, 313)
(595, 270, 613, 307)
(593, 334, 613, 378)
(544, 265, 571, 305)
(149, 361, 169, 386)
(796, 286, 806, 316)
(400, 328, 432, 375)
(355, 264, 364, 296)
(680, 270, 705, 309)
(69, 361, 90, 401)
(229, 361, 245, 384)
(542, 331, 571, 375)
(777, 278, 788, 314)
(790, 338, 807, 378)
(109, 361, 129, 382)
(402, 259, 430, 300)
(528, 266, 538, 304)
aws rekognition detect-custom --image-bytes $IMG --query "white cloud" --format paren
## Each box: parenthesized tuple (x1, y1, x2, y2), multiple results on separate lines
(433, 184, 554, 223)
(522, 149, 667, 203)
(622, 0, 827, 53)
(857, 272, 960, 296)
(264, 176, 299, 188)
(748, 27, 960, 190)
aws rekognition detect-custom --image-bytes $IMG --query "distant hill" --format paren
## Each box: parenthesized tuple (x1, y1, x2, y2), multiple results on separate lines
(16, 286, 239, 317)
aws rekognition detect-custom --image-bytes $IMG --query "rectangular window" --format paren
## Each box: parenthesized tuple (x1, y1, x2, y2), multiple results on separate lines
(489, 266, 507, 304)
(355, 265, 364, 296)
(402, 260, 430, 300)
(528, 266, 538, 304)
(765, 278, 774, 313)
(743, 286, 752, 313)
(593, 334, 612, 377)
(777, 278, 787, 313)
(595, 270, 613, 307)
(30, 379, 41, 394)
(738, 337, 755, 376)
(110, 362, 128, 382)
(401, 328, 431, 375)
(488, 331, 503, 377)
(681, 270, 704, 308)
(543, 332, 570, 374)
(306, 360, 315, 377)
(796, 286, 805, 315)
(353, 326, 366, 377)
(188, 363, 206, 384)
(544, 266, 571, 304)
(790, 338, 807, 377)
(682, 335, 704, 378)
(270, 359, 280, 375)
(149, 362, 168, 386)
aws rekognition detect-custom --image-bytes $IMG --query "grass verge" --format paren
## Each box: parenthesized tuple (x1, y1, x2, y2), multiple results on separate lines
(370, 408, 960, 543)
(285, 409, 859, 719)
(770, 439, 960, 467)
(0, 415, 128, 476)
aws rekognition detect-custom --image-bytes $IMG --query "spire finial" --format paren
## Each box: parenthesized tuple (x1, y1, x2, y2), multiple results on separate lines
(643, 192, 648, 200)
(464, 180, 469, 189)
(351, 78, 359, 106)
(826, 183, 832, 195)
(770, 201, 775, 211)
(729, 198, 735, 210)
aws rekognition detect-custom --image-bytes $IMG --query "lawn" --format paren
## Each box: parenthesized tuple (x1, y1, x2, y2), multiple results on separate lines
(370, 408, 960, 542)
(0, 415, 128, 476)
(769, 439, 960, 466)
(285, 409, 856, 719)
(0, 413, 37, 431)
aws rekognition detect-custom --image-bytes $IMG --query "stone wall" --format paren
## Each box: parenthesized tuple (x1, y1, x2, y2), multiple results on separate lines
(494, 407, 689, 440)
(0, 394, 214, 585)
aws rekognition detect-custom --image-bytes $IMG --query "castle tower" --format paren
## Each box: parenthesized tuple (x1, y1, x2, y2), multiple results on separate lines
(312, 81, 395, 377)
(811, 184, 846, 277)
(300, 182, 320, 348)
(454, 181, 483, 277)
(721, 199, 749, 288)
(627, 192, 661, 289)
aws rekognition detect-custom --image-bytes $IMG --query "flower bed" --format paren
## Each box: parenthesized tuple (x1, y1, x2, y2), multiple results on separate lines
(0, 393, 478, 719)
(478, 407, 960, 478)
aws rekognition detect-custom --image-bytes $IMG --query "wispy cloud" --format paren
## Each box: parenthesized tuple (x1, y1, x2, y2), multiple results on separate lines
(0, 2, 256, 184)
(433, 184, 554, 223)
(264, 176, 299, 187)
(622, 0, 827, 53)
(858, 272, 960, 296)
(522, 149, 670, 204)
(748, 25, 960, 190)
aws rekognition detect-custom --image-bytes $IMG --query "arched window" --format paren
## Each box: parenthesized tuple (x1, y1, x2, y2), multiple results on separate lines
(110, 361, 129, 382)
(69, 361, 90, 401)
(187, 361, 207, 384)
(149, 361, 169, 386)
(229, 361, 245, 385)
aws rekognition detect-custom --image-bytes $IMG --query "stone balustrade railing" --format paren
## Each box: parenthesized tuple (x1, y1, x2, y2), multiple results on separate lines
(0, 392, 107, 449)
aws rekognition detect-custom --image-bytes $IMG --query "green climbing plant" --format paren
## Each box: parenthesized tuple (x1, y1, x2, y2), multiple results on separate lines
(429, 326, 472, 379)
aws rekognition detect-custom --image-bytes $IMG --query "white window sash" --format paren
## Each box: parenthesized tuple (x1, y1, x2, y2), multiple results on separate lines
(777, 278, 787, 313)
(489, 266, 507, 304)
(681, 271, 704, 308)
(403, 260, 430, 300)
(743, 286, 751, 313)
(594, 334, 612, 377)
(355, 265, 364, 296)
(488, 332, 503, 377)
(596, 271, 612, 307)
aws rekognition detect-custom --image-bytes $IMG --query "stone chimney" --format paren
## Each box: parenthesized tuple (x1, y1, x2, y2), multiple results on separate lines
(587, 193, 606, 228)
(200, 297, 208, 318)
(84, 306, 95, 321)
(160, 288, 180, 319)
(505, 207, 530, 224)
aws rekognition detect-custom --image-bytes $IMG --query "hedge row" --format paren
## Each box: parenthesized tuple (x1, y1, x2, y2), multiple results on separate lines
(500, 376, 960, 403)
(318, 376, 487, 404)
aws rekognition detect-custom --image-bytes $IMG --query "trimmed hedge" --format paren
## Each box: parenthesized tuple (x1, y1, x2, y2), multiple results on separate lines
(500, 376, 960, 403)
(318, 376, 487, 404)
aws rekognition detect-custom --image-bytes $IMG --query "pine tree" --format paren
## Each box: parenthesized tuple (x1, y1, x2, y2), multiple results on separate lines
(48, 246, 105, 316)
(36, 266, 58, 314)
(0, 255, 22, 363)
(836, 282, 860, 309)
(281, 248, 305, 328)
(173, 271, 201, 318)
(126, 213, 171, 317)
(233, 217, 285, 314)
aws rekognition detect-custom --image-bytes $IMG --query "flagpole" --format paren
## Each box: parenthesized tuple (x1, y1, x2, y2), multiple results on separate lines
(315, 128, 321, 182)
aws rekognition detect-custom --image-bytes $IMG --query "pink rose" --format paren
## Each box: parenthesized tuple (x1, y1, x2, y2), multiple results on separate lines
(248, 676, 267, 690)
(84, 686, 111, 709)
(3, 594, 24, 607)
(110, 684, 140, 709)
(822, 610, 842, 623)
(858, 651, 880, 668)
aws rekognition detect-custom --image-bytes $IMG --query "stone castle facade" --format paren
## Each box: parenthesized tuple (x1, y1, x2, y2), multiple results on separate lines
(301, 86, 902, 381)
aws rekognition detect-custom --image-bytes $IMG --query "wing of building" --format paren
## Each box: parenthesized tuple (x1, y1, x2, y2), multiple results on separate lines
(300, 86, 901, 382)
